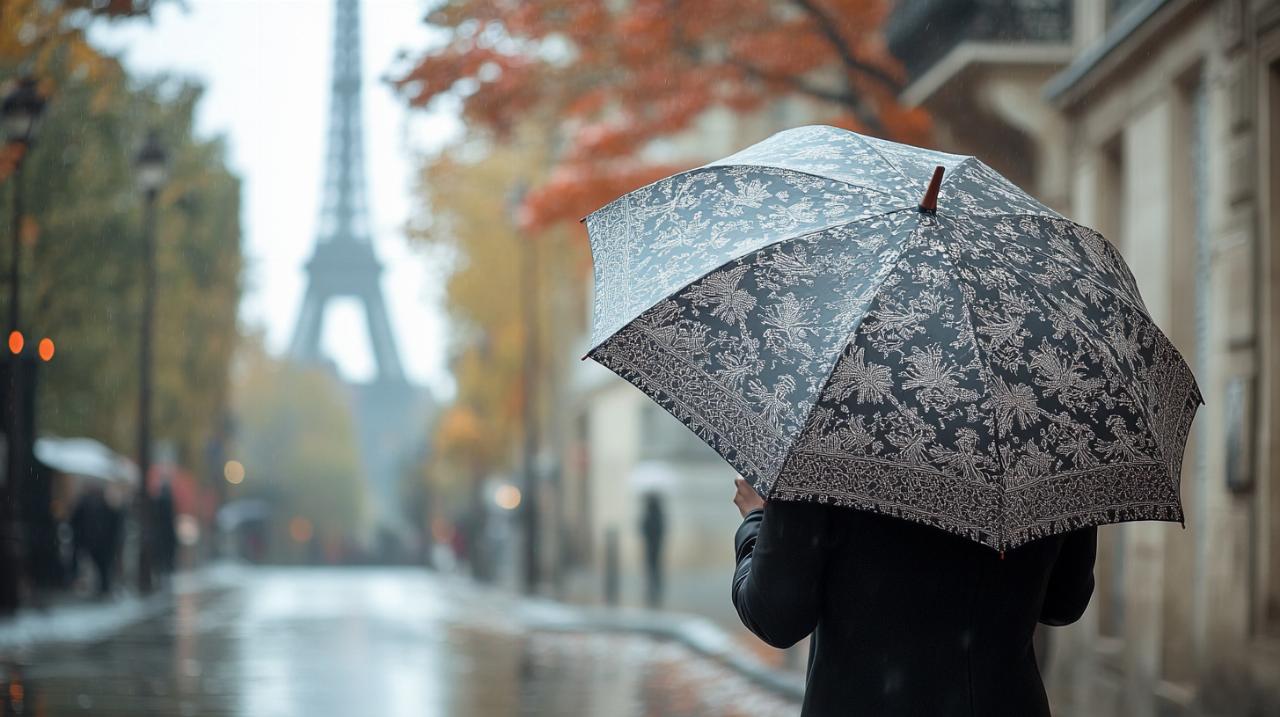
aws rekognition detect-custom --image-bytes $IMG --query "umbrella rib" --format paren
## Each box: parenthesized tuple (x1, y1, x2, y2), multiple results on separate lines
(931, 215, 1008, 545)
(587, 206, 916, 355)
(714, 162, 910, 203)
(770, 216, 933, 495)
(960, 213, 1155, 323)
(962, 235, 1173, 470)
(927, 217, 1009, 480)
(850, 132, 926, 188)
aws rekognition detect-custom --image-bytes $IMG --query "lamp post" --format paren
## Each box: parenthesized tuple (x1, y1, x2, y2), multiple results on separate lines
(0, 77, 44, 614)
(508, 181, 541, 594)
(134, 130, 167, 594)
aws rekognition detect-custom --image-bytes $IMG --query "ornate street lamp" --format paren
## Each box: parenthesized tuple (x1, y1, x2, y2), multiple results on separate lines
(2, 76, 45, 336)
(2, 77, 45, 148)
(135, 130, 169, 198)
(134, 130, 167, 594)
(0, 76, 44, 615)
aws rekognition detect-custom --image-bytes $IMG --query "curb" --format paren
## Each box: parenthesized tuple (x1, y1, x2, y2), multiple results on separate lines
(517, 599, 805, 702)
(0, 562, 242, 651)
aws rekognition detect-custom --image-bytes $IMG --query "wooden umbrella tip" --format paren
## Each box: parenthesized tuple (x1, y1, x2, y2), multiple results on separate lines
(918, 165, 945, 214)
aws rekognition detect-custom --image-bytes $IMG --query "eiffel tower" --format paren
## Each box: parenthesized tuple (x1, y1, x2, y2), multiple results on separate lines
(290, 0, 402, 381)
(290, 0, 425, 528)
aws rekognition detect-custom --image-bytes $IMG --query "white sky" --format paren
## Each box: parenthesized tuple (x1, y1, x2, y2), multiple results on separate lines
(93, 0, 460, 397)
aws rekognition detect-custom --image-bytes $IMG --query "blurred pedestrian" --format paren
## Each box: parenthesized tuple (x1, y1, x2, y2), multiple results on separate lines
(638, 492, 665, 608)
(69, 485, 122, 597)
(731, 479, 1095, 716)
(152, 481, 177, 579)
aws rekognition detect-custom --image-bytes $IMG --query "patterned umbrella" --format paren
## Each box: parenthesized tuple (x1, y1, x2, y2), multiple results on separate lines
(582, 125, 1204, 552)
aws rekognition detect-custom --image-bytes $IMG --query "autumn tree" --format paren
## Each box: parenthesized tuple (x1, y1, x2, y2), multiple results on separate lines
(396, 0, 929, 228)
(2, 7, 243, 474)
(404, 126, 589, 534)
(0, 0, 167, 179)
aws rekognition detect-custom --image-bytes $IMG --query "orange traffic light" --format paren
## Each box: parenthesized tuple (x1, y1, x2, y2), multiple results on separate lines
(37, 338, 53, 361)
(7, 331, 22, 355)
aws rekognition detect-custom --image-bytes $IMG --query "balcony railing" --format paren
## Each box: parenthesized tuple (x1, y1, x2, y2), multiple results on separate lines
(886, 0, 1073, 81)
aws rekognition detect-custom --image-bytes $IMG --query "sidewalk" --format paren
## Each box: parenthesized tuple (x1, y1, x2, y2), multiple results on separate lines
(1, 563, 805, 703)
(516, 593, 805, 702)
(556, 561, 812, 674)
(1, 565, 802, 717)
(0, 563, 241, 651)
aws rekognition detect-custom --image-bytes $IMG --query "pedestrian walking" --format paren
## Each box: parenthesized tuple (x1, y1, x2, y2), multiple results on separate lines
(69, 485, 122, 597)
(581, 126, 1203, 716)
(638, 491, 665, 608)
(152, 481, 177, 578)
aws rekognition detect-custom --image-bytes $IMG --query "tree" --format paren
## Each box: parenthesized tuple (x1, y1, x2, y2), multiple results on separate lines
(2, 12, 243, 474)
(407, 128, 588, 515)
(395, 0, 929, 228)
(1, 0, 151, 183)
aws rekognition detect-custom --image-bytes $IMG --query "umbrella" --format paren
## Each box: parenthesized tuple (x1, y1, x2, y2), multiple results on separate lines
(34, 436, 139, 485)
(583, 125, 1203, 552)
(630, 459, 678, 494)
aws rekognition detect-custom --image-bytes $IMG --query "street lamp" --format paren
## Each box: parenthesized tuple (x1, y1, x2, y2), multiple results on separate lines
(507, 181, 542, 594)
(2, 77, 45, 148)
(0, 76, 44, 615)
(2, 76, 45, 350)
(134, 130, 167, 594)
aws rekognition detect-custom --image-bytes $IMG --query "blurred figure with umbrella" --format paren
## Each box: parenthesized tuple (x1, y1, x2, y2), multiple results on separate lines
(638, 491, 666, 608)
(631, 460, 674, 608)
(152, 480, 177, 580)
(69, 484, 121, 597)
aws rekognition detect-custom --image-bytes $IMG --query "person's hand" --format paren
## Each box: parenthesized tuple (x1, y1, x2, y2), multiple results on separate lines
(733, 477, 766, 518)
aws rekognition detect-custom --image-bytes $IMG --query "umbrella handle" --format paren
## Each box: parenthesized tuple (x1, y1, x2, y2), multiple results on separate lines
(919, 165, 944, 214)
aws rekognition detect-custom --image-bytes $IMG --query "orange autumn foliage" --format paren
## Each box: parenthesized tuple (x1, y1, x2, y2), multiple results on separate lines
(396, 0, 930, 230)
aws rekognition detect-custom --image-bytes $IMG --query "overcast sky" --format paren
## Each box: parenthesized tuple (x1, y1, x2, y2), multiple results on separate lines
(93, 0, 460, 398)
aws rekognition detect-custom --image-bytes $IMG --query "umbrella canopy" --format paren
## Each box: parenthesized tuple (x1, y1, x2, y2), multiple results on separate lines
(583, 125, 1203, 552)
(34, 436, 139, 486)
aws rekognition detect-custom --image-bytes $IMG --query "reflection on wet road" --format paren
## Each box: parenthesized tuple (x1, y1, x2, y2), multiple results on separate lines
(2, 568, 798, 716)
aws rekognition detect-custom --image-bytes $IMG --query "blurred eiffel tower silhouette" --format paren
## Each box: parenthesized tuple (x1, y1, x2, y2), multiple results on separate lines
(289, 0, 427, 536)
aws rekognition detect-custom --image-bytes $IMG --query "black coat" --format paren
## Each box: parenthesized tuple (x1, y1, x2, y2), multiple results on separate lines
(732, 500, 1096, 717)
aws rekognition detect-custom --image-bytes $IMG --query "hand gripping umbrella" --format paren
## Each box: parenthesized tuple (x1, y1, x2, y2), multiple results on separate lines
(582, 125, 1203, 552)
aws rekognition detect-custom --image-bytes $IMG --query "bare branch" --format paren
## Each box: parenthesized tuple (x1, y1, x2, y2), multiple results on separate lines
(787, 0, 903, 92)
(725, 56, 885, 134)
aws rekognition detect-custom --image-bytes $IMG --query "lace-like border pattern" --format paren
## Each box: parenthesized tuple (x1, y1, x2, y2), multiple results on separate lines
(590, 324, 790, 493)
(594, 313, 1203, 552)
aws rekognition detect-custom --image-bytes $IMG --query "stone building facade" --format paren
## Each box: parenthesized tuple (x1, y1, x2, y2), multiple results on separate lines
(889, 1, 1280, 714)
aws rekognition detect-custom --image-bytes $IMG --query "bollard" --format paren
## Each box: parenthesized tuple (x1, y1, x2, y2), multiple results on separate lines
(603, 526, 619, 606)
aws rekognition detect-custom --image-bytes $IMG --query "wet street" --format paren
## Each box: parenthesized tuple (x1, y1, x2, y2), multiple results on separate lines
(0, 567, 799, 717)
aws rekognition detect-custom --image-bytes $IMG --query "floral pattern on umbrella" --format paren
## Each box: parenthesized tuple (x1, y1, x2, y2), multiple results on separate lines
(584, 125, 1202, 551)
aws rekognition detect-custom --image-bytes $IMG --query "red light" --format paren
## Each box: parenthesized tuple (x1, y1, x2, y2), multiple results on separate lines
(7, 331, 23, 355)
(38, 338, 53, 361)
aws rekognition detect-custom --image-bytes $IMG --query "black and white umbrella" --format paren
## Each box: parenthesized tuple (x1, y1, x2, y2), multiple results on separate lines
(583, 125, 1203, 552)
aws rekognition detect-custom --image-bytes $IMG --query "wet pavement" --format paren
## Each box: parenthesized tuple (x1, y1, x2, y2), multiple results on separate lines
(0, 567, 800, 716)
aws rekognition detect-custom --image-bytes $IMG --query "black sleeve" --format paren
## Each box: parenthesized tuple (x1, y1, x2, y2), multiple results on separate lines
(1039, 525, 1097, 627)
(731, 499, 832, 649)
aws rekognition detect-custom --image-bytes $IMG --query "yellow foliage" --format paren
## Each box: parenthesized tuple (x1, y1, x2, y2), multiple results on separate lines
(413, 123, 591, 498)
